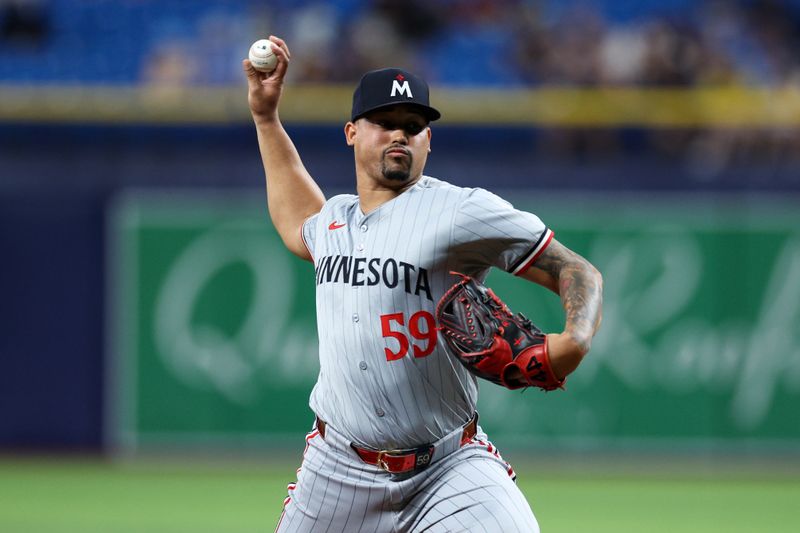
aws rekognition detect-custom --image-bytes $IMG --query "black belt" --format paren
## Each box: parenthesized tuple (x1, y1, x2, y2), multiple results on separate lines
(315, 414, 478, 475)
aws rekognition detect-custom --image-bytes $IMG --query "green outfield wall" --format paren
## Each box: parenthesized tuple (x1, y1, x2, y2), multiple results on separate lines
(110, 191, 800, 452)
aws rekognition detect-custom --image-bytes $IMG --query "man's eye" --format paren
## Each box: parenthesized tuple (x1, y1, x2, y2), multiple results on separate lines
(406, 124, 423, 135)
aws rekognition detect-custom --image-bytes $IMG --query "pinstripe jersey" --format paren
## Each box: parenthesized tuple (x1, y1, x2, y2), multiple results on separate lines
(301, 175, 552, 450)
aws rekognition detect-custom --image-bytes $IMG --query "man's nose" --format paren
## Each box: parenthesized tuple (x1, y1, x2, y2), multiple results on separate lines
(389, 128, 408, 144)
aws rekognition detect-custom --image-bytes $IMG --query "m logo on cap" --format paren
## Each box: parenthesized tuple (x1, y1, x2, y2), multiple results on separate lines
(351, 69, 440, 122)
(390, 74, 413, 98)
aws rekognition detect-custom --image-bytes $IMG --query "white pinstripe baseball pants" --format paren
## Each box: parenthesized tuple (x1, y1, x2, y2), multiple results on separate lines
(275, 420, 540, 533)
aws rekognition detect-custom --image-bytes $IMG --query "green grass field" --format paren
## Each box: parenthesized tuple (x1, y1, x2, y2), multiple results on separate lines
(1, 456, 798, 532)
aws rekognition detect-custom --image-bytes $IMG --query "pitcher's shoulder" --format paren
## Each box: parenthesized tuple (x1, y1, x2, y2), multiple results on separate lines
(320, 193, 358, 213)
(417, 175, 477, 197)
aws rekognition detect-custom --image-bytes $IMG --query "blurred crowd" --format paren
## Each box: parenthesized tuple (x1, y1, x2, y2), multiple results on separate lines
(282, 0, 800, 88)
(133, 0, 800, 88)
(1, 0, 799, 87)
(2, 0, 800, 173)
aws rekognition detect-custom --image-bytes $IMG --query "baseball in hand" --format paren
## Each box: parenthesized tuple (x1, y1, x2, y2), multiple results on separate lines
(249, 39, 278, 73)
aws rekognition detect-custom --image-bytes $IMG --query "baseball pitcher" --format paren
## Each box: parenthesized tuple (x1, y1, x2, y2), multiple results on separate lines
(244, 36, 603, 533)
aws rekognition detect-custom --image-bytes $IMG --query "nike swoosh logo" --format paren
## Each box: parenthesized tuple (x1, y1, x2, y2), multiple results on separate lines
(328, 221, 346, 230)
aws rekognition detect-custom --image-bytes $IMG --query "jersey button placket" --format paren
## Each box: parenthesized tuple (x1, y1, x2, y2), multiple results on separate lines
(375, 407, 385, 417)
(358, 222, 368, 252)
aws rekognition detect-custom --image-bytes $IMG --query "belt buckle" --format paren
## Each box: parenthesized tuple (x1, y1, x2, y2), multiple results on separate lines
(375, 450, 392, 472)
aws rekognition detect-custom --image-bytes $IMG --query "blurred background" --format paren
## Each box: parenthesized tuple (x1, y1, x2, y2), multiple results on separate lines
(1, 0, 799, 531)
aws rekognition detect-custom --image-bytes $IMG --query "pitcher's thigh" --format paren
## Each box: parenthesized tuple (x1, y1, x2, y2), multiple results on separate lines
(276, 434, 393, 533)
(408, 454, 539, 533)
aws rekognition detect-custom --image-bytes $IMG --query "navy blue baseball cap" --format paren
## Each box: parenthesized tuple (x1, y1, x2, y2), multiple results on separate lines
(351, 68, 441, 123)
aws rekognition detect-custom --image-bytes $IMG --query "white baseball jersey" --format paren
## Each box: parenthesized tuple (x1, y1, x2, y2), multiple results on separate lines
(301, 175, 552, 450)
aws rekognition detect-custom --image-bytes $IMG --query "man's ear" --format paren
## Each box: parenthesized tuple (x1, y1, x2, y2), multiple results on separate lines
(344, 121, 356, 146)
(427, 126, 432, 152)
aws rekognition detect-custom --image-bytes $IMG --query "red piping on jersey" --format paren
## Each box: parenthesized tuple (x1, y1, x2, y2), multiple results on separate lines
(471, 438, 516, 479)
(514, 230, 554, 276)
(303, 430, 320, 454)
(276, 428, 318, 531)
(275, 506, 287, 532)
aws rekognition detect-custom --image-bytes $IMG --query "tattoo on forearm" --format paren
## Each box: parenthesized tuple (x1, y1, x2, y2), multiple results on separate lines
(535, 241, 603, 351)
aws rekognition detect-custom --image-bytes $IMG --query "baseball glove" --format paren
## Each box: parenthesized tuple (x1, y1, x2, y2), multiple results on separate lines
(436, 273, 565, 391)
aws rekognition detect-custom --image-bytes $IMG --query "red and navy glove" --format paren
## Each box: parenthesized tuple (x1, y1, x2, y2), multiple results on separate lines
(436, 273, 565, 391)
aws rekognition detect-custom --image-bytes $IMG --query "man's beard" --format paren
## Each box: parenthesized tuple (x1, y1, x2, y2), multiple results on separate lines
(381, 154, 413, 182)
